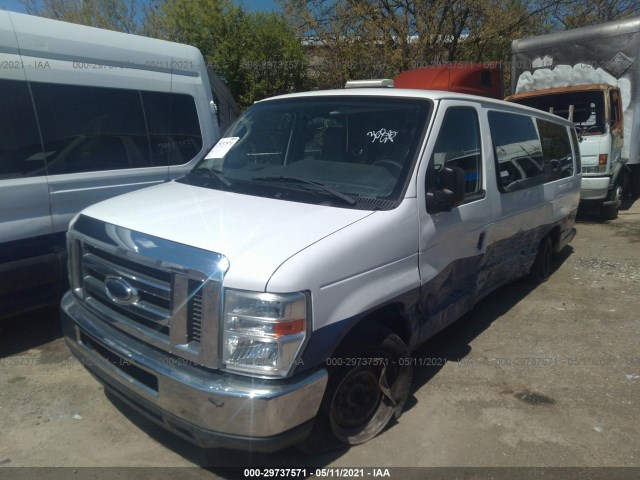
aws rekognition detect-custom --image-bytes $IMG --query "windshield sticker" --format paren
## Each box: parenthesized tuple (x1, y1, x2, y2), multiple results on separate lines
(205, 137, 239, 159)
(368, 129, 397, 143)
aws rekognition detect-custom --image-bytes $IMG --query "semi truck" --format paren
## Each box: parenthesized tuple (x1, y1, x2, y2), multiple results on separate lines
(507, 17, 640, 219)
(393, 62, 504, 99)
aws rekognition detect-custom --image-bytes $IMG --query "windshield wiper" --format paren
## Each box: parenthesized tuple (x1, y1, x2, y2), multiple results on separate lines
(251, 176, 356, 205)
(189, 167, 233, 187)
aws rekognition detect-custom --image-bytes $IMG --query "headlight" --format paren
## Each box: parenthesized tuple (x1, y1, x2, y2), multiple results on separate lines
(223, 290, 307, 377)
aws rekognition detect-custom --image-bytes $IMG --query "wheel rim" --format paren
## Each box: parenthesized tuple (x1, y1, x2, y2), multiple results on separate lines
(614, 186, 622, 204)
(328, 361, 398, 443)
(332, 367, 382, 428)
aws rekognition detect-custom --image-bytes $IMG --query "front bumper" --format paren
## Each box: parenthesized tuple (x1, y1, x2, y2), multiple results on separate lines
(61, 292, 328, 451)
(580, 176, 611, 201)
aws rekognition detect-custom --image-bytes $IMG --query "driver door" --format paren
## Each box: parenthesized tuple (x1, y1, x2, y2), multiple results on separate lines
(417, 101, 493, 341)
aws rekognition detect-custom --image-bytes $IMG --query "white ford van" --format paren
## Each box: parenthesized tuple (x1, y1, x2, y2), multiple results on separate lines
(0, 12, 224, 319)
(61, 88, 581, 451)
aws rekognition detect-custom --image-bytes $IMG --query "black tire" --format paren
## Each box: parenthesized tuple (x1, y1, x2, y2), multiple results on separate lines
(527, 235, 553, 284)
(319, 324, 412, 446)
(632, 168, 640, 199)
(600, 185, 622, 220)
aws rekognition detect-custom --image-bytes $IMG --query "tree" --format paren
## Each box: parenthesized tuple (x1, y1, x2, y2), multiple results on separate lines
(281, 0, 563, 89)
(554, 0, 640, 29)
(22, 0, 141, 33)
(144, 0, 307, 109)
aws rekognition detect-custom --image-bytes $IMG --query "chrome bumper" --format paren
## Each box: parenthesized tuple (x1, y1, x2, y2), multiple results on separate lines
(61, 292, 328, 451)
(580, 176, 611, 201)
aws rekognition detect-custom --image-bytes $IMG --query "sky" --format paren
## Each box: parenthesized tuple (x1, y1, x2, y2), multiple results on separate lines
(0, 0, 283, 15)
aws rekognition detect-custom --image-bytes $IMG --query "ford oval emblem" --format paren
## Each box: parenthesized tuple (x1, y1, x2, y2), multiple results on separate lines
(104, 276, 139, 305)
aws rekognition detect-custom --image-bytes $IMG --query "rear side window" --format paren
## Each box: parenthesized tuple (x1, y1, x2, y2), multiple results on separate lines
(430, 107, 482, 198)
(536, 119, 574, 180)
(32, 83, 151, 174)
(0, 79, 44, 180)
(28, 82, 203, 175)
(488, 111, 544, 192)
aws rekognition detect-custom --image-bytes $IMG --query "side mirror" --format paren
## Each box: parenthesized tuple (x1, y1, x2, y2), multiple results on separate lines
(426, 165, 466, 214)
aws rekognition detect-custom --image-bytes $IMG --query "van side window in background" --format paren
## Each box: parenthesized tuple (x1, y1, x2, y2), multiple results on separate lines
(31, 83, 151, 174)
(536, 119, 573, 180)
(141, 92, 202, 166)
(430, 107, 482, 199)
(488, 111, 544, 192)
(0, 79, 44, 179)
(29, 84, 203, 174)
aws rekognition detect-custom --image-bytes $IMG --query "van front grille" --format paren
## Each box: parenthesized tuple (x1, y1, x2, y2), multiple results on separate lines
(82, 244, 173, 338)
(69, 218, 224, 370)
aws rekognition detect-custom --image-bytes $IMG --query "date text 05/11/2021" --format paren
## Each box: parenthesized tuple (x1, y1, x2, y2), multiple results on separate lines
(243, 468, 392, 478)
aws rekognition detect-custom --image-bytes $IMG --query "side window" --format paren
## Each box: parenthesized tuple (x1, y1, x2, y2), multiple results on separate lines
(430, 107, 482, 198)
(610, 90, 622, 132)
(536, 119, 574, 180)
(0, 79, 44, 180)
(488, 111, 544, 192)
(31, 83, 151, 174)
(141, 92, 203, 166)
(570, 128, 582, 174)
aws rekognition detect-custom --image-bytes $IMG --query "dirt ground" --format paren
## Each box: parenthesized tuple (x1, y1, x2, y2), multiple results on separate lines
(1, 199, 639, 478)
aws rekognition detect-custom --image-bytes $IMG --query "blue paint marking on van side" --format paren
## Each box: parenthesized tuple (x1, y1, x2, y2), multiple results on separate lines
(295, 220, 561, 373)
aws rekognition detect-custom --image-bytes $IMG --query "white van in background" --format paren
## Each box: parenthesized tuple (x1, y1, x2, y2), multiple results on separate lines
(62, 88, 581, 451)
(0, 11, 227, 319)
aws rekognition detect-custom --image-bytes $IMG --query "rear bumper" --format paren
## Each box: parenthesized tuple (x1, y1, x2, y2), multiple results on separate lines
(61, 292, 328, 451)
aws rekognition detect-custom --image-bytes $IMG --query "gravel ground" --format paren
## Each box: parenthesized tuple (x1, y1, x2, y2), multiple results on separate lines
(1, 199, 639, 479)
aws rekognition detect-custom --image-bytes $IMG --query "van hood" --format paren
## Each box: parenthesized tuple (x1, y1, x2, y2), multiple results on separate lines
(79, 181, 374, 291)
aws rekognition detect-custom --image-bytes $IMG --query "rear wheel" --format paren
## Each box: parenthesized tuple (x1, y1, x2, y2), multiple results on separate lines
(321, 325, 412, 445)
(527, 235, 553, 284)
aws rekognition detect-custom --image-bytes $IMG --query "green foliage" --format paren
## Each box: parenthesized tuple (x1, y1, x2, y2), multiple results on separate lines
(22, 0, 141, 33)
(144, 0, 307, 109)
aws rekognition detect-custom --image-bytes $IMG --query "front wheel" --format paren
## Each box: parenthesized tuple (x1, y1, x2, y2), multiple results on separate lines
(322, 326, 412, 445)
(600, 185, 622, 220)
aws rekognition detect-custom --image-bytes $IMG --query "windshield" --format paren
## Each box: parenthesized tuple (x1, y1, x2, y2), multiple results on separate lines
(512, 90, 606, 135)
(180, 96, 431, 209)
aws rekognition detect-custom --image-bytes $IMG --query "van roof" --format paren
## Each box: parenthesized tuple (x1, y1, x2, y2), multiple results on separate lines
(0, 11, 204, 76)
(259, 88, 576, 127)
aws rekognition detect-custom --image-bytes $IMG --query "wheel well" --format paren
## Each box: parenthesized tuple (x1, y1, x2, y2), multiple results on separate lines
(336, 303, 412, 352)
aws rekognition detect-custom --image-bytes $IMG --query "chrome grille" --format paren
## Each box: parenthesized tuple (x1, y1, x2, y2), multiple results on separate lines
(69, 216, 227, 370)
(82, 244, 172, 337)
(187, 281, 204, 344)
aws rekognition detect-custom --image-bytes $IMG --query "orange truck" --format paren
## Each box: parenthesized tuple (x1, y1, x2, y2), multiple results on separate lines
(393, 62, 504, 99)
